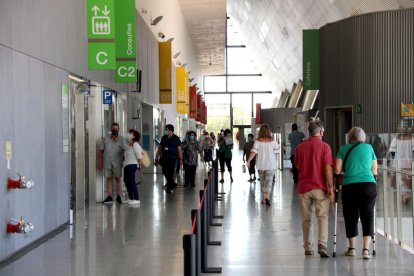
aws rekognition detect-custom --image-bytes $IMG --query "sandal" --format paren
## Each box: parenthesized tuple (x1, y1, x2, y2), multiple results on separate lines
(265, 198, 271, 206)
(362, 248, 371, 259)
(345, 247, 356, 256)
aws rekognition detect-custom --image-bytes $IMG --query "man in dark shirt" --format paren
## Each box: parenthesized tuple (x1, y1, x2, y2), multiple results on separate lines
(156, 124, 183, 193)
(288, 123, 305, 184)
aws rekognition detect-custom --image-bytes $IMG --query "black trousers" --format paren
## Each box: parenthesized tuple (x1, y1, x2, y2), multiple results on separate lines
(249, 157, 256, 175)
(342, 182, 377, 238)
(219, 157, 232, 173)
(124, 165, 139, 200)
(184, 164, 197, 186)
(161, 157, 177, 190)
(290, 155, 298, 183)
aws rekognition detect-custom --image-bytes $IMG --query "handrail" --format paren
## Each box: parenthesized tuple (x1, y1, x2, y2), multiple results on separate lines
(378, 166, 414, 177)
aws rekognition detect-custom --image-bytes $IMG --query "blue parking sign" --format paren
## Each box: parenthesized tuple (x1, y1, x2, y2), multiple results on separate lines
(103, 90, 112, 104)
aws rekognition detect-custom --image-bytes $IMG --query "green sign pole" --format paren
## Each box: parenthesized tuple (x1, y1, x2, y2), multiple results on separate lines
(87, 0, 116, 69)
(115, 0, 137, 83)
(303, 29, 320, 90)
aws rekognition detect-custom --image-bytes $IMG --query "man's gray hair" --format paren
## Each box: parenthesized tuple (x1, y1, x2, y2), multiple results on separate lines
(348, 127, 366, 143)
(308, 120, 325, 136)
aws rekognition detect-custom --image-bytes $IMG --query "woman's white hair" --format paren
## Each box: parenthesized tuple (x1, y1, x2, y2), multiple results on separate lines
(348, 127, 366, 143)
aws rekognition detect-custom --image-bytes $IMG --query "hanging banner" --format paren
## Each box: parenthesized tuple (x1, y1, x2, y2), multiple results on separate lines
(87, 0, 116, 69)
(256, 103, 262, 124)
(115, 0, 137, 82)
(159, 42, 172, 104)
(401, 103, 414, 117)
(196, 94, 202, 122)
(202, 101, 207, 124)
(303, 29, 320, 90)
(177, 103, 187, 114)
(189, 85, 197, 119)
(176, 67, 186, 103)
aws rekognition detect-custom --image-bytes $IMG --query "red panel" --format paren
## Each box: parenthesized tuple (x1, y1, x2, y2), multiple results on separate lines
(196, 94, 202, 122)
(255, 103, 262, 124)
(189, 86, 197, 119)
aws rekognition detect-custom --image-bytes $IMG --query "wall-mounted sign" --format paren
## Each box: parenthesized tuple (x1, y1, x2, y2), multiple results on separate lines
(256, 103, 262, 124)
(303, 29, 320, 90)
(87, 0, 116, 69)
(115, 0, 137, 82)
(401, 103, 414, 117)
(159, 42, 172, 104)
(103, 90, 112, 104)
(189, 86, 197, 119)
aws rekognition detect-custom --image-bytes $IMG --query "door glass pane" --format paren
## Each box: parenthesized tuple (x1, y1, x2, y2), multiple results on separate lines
(233, 94, 252, 126)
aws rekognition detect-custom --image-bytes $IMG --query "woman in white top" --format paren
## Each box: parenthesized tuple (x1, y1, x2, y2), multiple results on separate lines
(247, 124, 280, 206)
(123, 129, 143, 205)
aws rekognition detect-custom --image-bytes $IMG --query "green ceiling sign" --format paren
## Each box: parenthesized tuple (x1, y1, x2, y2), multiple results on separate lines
(303, 29, 320, 90)
(115, 0, 137, 83)
(87, 0, 116, 69)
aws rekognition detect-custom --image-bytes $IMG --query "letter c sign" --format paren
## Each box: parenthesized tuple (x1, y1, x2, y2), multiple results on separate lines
(96, 51, 108, 65)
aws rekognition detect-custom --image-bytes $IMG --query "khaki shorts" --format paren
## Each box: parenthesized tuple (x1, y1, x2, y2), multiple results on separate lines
(105, 166, 122, 178)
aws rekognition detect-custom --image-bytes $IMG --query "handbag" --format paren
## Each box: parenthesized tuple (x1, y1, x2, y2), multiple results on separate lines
(141, 150, 151, 168)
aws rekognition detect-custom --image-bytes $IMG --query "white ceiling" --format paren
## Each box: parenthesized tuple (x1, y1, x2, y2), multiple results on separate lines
(228, 0, 414, 103)
(178, 0, 226, 75)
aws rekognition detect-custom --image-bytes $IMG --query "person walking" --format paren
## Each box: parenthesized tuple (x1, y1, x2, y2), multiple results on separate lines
(100, 123, 128, 204)
(334, 127, 378, 259)
(243, 133, 257, 182)
(155, 124, 183, 193)
(218, 129, 234, 183)
(200, 131, 214, 167)
(246, 125, 279, 205)
(288, 123, 305, 184)
(123, 129, 143, 205)
(295, 120, 334, 257)
(181, 131, 203, 187)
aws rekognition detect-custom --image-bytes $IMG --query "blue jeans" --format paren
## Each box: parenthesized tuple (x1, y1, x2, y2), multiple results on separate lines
(124, 164, 139, 200)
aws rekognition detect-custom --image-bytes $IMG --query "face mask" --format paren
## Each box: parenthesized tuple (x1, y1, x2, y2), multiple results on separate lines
(164, 130, 169, 136)
(248, 138, 253, 141)
(112, 129, 119, 136)
(189, 135, 195, 141)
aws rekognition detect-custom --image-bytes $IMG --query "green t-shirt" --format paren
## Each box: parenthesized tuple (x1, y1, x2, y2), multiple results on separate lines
(337, 143, 377, 185)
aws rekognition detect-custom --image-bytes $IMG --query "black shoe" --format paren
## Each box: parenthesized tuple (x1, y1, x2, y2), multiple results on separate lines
(230, 177, 234, 183)
(116, 195, 122, 204)
(162, 184, 168, 190)
(103, 196, 113, 204)
(219, 179, 224, 183)
(166, 188, 173, 194)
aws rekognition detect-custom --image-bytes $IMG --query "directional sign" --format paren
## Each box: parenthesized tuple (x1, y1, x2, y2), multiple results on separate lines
(87, 0, 116, 69)
(103, 90, 112, 104)
(115, 0, 137, 82)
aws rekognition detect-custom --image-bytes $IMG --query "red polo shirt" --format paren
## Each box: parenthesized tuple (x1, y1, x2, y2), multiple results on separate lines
(294, 136, 332, 194)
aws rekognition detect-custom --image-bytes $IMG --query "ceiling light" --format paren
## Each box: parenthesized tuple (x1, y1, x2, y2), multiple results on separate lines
(173, 52, 181, 58)
(182, 63, 187, 67)
(151, 15, 163, 26)
(167, 37, 174, 42)
(189, 78, 194, 82)
(158, 32, 165, 39)
(69, 75, 85, 83)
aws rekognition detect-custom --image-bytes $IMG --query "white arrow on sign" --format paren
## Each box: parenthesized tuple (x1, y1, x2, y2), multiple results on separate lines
(92, 5, 100, 16)
(102, 5, 110, 16)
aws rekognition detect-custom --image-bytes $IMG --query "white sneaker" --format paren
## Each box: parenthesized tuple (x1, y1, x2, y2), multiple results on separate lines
(128, 200, 140, 205)
(124, 199, 131, 204)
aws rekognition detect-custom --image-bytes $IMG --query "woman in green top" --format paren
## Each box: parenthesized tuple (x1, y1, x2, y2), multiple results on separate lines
(334, 127, 378, 259)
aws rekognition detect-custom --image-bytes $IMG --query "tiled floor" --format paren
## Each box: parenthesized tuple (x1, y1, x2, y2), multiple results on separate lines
(1, 150, 414, 276)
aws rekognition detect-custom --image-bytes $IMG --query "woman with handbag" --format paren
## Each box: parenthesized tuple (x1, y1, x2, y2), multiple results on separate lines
(123, 129, 143, 205)
(334, 127, 377, 259)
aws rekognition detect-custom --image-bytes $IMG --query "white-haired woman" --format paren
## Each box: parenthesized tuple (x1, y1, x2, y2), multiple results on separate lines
(334, 127, 378, 259)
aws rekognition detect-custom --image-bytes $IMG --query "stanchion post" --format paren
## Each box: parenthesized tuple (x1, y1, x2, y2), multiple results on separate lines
(183, 234, 196, 276)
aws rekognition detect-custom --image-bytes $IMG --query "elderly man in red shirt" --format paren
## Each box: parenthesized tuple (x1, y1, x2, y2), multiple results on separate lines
(295, 120, 334, 257)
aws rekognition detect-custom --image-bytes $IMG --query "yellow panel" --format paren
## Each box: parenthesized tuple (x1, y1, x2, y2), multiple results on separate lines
(159, 42, 172, 104)
(177, 103, 187, 114)
(176, 67, 186, 103)
(184, 71, 189, 104)
(401, 103, 414, 117)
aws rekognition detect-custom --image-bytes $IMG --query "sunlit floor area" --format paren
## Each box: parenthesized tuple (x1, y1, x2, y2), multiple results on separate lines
(1, 150, 414, 276)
